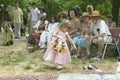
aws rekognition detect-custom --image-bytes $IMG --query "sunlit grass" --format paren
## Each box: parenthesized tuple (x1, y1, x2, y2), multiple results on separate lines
(0, 42, 118, 77)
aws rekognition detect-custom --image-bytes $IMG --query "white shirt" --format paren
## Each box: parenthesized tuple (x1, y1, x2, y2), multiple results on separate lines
(33, 20, 49, 28)
(30, 8, 40, 21)
(90, 19, 112, 42)
(48, 22, 58, 34)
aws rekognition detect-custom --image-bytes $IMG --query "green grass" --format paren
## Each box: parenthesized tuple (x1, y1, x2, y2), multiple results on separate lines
(0, 51, 25, 66)
(23, 64, 32, 70)
(0, 42, 118, 76)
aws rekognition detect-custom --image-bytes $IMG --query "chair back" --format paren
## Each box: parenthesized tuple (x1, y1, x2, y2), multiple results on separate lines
(109, 28, 120, 39)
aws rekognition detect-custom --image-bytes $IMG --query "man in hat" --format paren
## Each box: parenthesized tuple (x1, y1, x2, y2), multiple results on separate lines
(30, 2, 40, 31)
(86, 10, 112, 59)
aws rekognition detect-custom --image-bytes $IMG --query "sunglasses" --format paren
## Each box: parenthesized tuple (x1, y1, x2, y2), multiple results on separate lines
(51, 17, 55, 19)
(107, 16, 112, 18)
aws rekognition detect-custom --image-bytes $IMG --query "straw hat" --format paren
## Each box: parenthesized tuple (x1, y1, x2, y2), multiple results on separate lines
(81, 12, 89, 17)
(91, 10, 101, 17)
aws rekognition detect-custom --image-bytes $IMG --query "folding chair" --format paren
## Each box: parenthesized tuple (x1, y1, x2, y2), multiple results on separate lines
(102, 28, 120, 59)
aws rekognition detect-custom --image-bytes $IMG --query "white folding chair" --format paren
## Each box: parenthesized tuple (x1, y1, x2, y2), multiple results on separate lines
(102, 28, 120, 59)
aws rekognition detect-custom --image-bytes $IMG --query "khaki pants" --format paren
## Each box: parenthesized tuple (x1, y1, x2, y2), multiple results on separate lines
(14, 23, 21, 38)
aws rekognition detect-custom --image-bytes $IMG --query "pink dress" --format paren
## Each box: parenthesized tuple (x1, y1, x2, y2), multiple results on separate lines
(43, 31, 71, 64)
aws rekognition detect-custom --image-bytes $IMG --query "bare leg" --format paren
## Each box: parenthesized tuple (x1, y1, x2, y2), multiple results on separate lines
(97, 37, 104, 58)
(76, 45, 82, 57)
(85, 35, 91, 56)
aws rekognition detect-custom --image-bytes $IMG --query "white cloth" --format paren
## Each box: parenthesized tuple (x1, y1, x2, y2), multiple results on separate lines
(30, 8, 40, 21)
(14, 23, 21, 37)
(90, 19, 112, 43)
(39, 22, 58, 48)
(117, 62, 120, 72)
(33, 20, 49, 28)
(48, 23, 58, 34)
(39, 12, 46, 19)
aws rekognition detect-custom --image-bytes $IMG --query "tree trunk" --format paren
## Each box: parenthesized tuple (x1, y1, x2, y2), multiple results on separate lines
(112, 0, 120, 27)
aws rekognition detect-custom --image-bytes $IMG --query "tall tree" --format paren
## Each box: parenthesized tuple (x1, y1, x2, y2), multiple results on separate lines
(112, 0, 120, 27)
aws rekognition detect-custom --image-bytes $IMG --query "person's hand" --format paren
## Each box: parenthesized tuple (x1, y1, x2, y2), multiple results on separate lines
(79, 34, 84, 38)
(45, 29, 49, 32)
(58, 36, 65, 41)
(73, 45, 77, 50)
(90, 36, 94, 42)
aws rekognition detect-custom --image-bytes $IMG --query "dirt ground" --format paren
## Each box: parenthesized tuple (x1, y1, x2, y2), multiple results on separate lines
(0, 36, 118, 80)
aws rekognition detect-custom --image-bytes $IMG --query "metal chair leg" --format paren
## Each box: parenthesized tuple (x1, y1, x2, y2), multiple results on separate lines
(115, 40, 120, 56)
(102, 43, 108, 60)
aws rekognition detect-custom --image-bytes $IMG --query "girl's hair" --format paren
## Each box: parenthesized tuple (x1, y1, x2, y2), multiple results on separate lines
(86, 5, 94, 14)
(59, 22, 70, 29)
(68, 8, 77, 19)
(38, 6, 46, 12)
(1, 21, 11, 28)
(40, 16, 46, 21)
(49, 15, 58, 23)
(58, 12, 68, 20)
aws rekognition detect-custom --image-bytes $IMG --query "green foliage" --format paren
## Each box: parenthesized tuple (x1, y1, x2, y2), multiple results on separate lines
(0, 0, 119, 26)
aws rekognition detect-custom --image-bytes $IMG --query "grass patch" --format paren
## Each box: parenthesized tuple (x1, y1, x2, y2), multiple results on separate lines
(0, 51, 25, 66)
(23, 65, 32, 70)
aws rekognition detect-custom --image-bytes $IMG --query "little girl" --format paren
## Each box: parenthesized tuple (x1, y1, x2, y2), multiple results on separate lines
(1, 21, 13, 46)
(43, 22, 77, 69)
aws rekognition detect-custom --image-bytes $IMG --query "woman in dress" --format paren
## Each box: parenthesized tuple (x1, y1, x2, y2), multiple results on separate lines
(43, 22, 77, 69)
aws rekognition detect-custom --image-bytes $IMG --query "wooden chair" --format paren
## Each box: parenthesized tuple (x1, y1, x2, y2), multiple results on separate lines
(102, 28, 120, 59)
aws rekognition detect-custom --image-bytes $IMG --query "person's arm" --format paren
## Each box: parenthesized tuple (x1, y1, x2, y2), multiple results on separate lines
(91, 20, 106, 41)
(45, 24, 48, 31)
(66, 33, 77, 50)
(69, 19, 80, 35)
(92, 33, 105, 39)
(20, 8, 23, 24)
(33, 21, 40, 28)
(53, 29, 62, 39)
(1, 27, 4, 34)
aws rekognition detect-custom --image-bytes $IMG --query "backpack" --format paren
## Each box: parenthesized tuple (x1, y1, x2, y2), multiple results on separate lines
(28, 33, 36, 45)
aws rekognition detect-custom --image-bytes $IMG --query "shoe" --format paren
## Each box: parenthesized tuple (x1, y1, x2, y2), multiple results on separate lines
(88, 64, 102, 72)
(40, 49, 45, 53)
(17, 37, 21, 39)
(14, 37, 17, 39)
(90, 56, 101, 61)
(57, 65, 62, 69)
(73, 55, 79, 58)
(82, 55, 90, 60)
(83, 66, 88, 71)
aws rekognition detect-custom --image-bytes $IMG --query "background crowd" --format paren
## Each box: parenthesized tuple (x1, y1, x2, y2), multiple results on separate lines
(0, 1, 119, 69)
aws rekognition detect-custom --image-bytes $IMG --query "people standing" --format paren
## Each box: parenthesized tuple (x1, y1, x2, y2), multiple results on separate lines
(38, 6, 46, 19)
(12, 2, 23, 39)
(26, 5, 32, 33)
(30, 2, 40, 31)
(43, 22, 76, 69)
